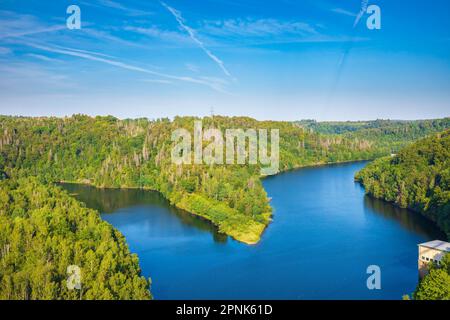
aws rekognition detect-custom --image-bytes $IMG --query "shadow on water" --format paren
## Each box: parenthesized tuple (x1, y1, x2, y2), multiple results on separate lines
(363, 195, 446, 240)
(58, 183, 228, 243)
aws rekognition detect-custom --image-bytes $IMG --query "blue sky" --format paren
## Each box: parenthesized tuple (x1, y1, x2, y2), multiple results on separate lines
(0, 0, 449, 121)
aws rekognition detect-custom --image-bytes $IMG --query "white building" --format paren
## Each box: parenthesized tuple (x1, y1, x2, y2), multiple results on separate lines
(418, 240, 450, 278)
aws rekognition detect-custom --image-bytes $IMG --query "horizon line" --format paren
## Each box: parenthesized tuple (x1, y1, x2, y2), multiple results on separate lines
(1, 113, 449, 123)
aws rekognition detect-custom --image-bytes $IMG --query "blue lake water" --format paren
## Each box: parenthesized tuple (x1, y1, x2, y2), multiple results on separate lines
(61, 161, 446, 299)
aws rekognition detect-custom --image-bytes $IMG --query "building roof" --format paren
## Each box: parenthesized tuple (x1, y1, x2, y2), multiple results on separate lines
(418, 240, 450, 252)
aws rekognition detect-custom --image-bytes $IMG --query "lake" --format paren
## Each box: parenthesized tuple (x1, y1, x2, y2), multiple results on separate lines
(61, 161, 446, 299)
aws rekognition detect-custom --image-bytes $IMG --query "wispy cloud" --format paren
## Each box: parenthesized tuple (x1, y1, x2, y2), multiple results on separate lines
(26, 53, 58, 62)
(196, 18, 366, 48)
(332, 8, 357, 17)
(186, 63, 199, 73)
(95, 0, 153, 16)
(0, 61, 72, 91)
(124, 26, 190, 44)
(198, 18, 365, 46)
(0, 10, 65, 39)
(160, 2, 233, 79)
(49, 44, 118, 59)
(82, 28, 144, 48)
(141, 78, 173, 84)
(0, 46, 12, 54)
(0, 10, 126, 52)
(201, 18, 317, 37)
(16, 40, 228, 93)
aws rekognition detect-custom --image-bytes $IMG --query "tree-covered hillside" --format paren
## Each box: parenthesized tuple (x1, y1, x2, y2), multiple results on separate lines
(0, 177, 151, 300)
(355, 130, 450, 238)
(1, 115, 449, 244)
(1, 114, 449, 300)
(0, 115, 384, 244)
(298, 118, 450, 154)
(297, 118, 450, 135)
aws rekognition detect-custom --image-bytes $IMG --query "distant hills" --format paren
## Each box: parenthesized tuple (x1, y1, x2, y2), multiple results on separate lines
(296, 118, 450, 154)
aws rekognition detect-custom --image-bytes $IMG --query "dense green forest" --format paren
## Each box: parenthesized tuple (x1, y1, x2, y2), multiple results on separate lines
(2, 115, 447, 244)
(0, 114, 449, 300)
(356, 130, 450, 301)
(298, 118, 450, 154)
(1, 115, 449, 243)
(297, 118, 449, 135)
(355, 130, 450, 238)
(0, 177, 151, 300)
(412, 253, 450, 300)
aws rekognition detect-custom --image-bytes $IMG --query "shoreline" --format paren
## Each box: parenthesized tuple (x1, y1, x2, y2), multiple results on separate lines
(263, 158, 373, 179)
(356, 179, 449, 241)
(59, 158, 376, 245)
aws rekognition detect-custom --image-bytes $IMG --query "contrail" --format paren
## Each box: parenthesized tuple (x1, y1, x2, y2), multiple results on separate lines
(353, 0, 369, 28)
(327, 0, 369, 104)
(16, 40, 228, 93)
(160, 1, 233, 79)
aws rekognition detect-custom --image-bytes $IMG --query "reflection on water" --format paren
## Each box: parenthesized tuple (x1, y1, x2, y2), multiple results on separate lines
(60, 183, 228, 243)
(363, 196, 446, 240)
